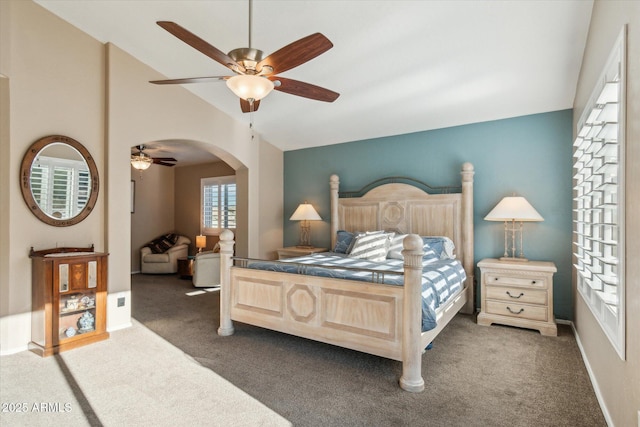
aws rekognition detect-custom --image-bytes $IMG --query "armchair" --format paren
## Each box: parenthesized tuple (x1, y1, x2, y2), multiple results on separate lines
(140, 235, 190, 274)
(192, 251, 221, 288)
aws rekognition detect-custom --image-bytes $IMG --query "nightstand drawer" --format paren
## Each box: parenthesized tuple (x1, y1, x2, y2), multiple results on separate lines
(485, 285, 547, 305)
(486, 274, 547, 289)
(486, 301, 548, 322)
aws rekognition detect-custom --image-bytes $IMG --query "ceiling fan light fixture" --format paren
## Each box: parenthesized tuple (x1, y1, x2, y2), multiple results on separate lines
(131, 153, 153, 170)
(226, 75, 274, 101)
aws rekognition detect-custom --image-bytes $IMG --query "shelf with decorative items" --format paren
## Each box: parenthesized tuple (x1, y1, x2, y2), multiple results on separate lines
(29, 246, 109, 357)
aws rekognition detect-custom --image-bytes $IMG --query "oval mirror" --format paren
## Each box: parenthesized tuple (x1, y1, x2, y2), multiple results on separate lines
(20, 135, 99, 227)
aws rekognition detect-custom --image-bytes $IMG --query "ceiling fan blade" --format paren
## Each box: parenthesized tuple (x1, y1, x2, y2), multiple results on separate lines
(156, 21, 245, 73)
(240, 98, 260, 113)
(258, 33, 333, 75)
(271, 77, 339, 102)
(154, 161, 176, 167)
(150, 76, 228, 85)
(151, 157, 177, 162)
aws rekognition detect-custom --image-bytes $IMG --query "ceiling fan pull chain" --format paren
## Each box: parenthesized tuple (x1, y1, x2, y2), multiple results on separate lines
(249, 98, 255, 140)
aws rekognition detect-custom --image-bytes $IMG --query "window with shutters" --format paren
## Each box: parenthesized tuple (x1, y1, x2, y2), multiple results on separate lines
(573, 28, 626, 360)
(201, 176, 236, 235)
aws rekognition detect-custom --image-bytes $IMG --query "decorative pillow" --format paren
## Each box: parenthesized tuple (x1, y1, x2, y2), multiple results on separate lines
(333, 230, 355, 254)
(387, 233, 408, 260)
(421, 236, 456, 259)
(346, 230, 385, 254)
(145, 233, 179, 254)
(348, 232, 391, 262)
(387, 234, 454, 260)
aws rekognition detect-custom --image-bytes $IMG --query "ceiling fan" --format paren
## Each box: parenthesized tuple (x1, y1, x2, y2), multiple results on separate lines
(131, 145, 177, 170)
(149, 0, 339, 113)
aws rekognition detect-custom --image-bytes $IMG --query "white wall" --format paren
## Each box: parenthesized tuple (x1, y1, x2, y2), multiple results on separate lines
(0, 0, 284, 354)
(572, 1, 640, 426)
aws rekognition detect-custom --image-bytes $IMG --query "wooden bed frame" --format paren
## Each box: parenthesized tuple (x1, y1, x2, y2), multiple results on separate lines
(218, 162, 474, 392)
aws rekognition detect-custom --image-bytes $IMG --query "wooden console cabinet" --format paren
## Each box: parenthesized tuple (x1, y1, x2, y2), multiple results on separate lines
(30, 246, 109, 357)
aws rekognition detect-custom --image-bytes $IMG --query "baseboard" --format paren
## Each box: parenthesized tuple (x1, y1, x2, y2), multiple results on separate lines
(107, 322, 133, 333)
(0, 345, 28, 357)
(569, 321, 615, 427)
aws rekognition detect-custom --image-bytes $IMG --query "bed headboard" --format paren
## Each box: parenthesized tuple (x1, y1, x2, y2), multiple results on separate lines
(329, 163, 475, 313)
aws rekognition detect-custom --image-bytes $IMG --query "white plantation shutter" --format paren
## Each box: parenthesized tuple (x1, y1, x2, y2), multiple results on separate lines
(573, 28, 626, 360)
(201, 176, 236, 234)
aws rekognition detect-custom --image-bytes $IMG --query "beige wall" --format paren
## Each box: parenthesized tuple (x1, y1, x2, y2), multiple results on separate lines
(257, 137, 284, 260)
(130, 164, 176, 273)
(573, 1, 640, 426)
(0, 0, 107, 352)
(0, 0, 284, 354)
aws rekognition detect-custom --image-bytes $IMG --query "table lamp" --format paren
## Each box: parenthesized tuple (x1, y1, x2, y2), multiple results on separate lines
(195, 235, 207, 253)
(484, 196, 543, 262)
(290, 202, 322, 248)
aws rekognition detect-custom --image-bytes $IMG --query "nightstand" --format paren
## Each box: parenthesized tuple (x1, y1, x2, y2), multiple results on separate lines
(277, 246, 328, 260)
(477, 258, 557, 336)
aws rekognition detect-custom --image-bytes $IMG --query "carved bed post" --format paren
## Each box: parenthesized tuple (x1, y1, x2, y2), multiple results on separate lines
(217, 229, 235, 336)
(399, 234, 425, 392)
(330, 174, 340, 250)
(461, 162, 475, 314)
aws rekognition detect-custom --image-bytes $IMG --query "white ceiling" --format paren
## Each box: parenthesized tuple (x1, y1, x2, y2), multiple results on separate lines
(35, 0, 593, 154)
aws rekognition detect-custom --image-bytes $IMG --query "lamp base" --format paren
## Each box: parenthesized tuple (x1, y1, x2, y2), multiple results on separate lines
(500, 256, 529, 263)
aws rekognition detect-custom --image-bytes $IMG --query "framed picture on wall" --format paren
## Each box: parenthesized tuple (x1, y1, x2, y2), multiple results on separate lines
(131, 180, 135, 213)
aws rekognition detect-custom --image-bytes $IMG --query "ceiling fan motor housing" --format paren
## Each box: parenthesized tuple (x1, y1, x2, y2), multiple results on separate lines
(228, 48, 270, 74)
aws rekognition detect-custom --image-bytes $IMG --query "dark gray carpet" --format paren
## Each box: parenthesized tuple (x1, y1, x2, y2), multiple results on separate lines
(131, 273, 606, 427)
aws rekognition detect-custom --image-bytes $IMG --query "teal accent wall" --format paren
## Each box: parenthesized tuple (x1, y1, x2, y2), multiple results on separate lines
(283, 109, 574, 320)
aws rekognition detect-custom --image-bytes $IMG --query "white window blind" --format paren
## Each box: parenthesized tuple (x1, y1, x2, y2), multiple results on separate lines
(573, 28, 626, 360)
(201, 176, 236, 234)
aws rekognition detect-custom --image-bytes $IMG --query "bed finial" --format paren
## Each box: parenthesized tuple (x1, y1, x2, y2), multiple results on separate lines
(461, 162, 474, 181)
(330, 175, 340, 250)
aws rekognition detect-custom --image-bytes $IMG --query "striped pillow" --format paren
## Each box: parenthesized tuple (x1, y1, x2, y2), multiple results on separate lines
(348, 232, 391, 262)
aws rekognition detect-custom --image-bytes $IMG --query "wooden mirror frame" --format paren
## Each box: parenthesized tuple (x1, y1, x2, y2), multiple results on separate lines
(20, 135, 99, 227)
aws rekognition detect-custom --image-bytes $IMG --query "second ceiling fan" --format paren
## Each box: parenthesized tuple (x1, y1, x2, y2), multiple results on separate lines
(150, 1, 339, 113)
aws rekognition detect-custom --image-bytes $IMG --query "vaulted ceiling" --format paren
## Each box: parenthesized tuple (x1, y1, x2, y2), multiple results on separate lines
(36, 0, 593, 153)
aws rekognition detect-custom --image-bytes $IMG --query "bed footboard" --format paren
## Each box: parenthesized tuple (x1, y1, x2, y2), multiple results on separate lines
(218, 230, 426, 392)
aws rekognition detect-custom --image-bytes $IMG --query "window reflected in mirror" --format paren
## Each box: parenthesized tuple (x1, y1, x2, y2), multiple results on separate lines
(20, 135, 99, 227)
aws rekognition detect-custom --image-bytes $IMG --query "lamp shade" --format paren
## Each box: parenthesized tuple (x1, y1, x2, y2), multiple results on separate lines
(290, 203, 321, 221)
(131, 154, 153, 170)
(484, 196, 543, 222)
(195, 235, 207, 249)
(226, 75, 275, 101)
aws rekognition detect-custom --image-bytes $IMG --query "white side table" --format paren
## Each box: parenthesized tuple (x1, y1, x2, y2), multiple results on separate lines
(477, 258, 557, 336)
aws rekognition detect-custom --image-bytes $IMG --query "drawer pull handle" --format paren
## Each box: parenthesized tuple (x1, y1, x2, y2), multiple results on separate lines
(506, 306, 524, 315)
(531, 280, 537, 284)
(506, 291, 524, 299)
(494, 277, 499, 281)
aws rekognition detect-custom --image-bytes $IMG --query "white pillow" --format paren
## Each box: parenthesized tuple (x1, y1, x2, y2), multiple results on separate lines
(386, 233, 408, 260)
(348, 232, 391, 262)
